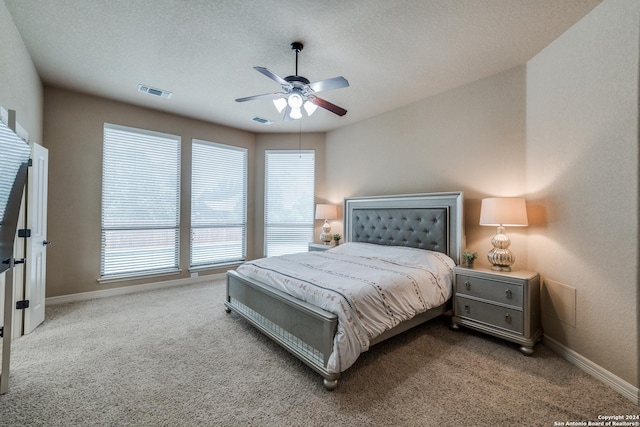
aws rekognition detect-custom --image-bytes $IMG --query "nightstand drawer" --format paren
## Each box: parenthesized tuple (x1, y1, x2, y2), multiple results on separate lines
(455, 296, 523, 334)
(456, 274, 523, 307)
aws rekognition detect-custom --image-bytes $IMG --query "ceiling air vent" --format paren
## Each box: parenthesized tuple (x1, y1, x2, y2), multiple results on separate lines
(251, 116, 274, 125)
(138, 84, 172, 99)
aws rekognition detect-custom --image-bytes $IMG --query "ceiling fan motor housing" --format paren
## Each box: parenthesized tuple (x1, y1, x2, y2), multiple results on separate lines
(283, 75, 312, 96)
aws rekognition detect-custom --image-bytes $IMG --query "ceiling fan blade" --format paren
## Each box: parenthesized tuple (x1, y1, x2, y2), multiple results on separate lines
(235, 92, 285, 102)
(307, 95, 347, 116)
(254, 66, 292, 88)
(308, 76, 349, 93)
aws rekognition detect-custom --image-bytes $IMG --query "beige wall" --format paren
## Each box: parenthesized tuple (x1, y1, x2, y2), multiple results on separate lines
(43, 87, 256, 297)
(526, 0, 638, 388)
(326, 66, 529, 271)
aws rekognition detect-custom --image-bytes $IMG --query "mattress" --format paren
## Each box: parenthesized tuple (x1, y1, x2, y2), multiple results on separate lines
(235, 242, 455, 373)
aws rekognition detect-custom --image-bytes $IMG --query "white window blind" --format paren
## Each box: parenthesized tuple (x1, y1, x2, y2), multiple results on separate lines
(101, 124, 181, 279)
(191, 140, 247, 267)
(0, 118, 30, 222)
(264, 150, 315, 257)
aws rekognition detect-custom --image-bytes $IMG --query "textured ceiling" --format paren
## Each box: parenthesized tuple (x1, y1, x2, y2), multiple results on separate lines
(4, 0, 601, 133)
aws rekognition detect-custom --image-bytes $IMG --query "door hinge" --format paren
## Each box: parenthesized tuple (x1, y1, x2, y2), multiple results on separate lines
(0, 326, 3, 338)
(16, 300, 30, 310)
(18, 229, 31, 238)
(28, 158, 32, 167)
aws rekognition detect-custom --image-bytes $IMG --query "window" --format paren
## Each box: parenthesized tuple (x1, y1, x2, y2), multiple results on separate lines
(191, 140, 247, 267)
(264, 150, 315, 257)
(101, 124, 180, 279)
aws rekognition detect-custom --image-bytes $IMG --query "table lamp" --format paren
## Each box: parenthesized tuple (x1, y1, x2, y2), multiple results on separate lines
(315, 204, 338, 244)
(479, 197, 528, 271)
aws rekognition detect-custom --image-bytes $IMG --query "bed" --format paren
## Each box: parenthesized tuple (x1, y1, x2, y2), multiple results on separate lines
(225, 192, 464, 389)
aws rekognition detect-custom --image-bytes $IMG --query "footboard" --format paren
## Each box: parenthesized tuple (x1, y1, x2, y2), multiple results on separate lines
(225, 270, 340, 389)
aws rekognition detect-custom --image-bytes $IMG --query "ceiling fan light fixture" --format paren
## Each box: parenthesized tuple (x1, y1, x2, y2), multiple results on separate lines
(236, 41, 349, 121)
(273, 97, 287, 113)
(303, 101, 318, 116)
(287, 93, 303, 109)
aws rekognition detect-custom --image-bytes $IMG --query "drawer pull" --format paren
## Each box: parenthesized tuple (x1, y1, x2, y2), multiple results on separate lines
(505, 289, 512, 299)
(465, 281, 471, 291)
(464, 305, 470, 313)
(505, 313, 512, 324)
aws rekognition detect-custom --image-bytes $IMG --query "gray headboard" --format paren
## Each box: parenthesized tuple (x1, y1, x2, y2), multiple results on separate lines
(343, 192, 464, 264)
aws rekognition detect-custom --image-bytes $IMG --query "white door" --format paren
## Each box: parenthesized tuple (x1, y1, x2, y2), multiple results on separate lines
(10, 195, 25, 339)
(23, 142, 48, 334)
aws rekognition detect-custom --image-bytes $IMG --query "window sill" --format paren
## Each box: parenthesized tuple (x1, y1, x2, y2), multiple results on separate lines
(97, 268, 182, 284)
(189, 261, 244, 273)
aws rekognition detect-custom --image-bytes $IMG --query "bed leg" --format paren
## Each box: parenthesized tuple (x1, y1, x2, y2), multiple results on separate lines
(323, 378, 338, 391)
(224, 306, 231, 314)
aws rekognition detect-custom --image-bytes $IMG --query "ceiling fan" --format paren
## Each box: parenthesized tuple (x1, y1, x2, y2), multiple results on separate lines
(235, 42, 349, 121)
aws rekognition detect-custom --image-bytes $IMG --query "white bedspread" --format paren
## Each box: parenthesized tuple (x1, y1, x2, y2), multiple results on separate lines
(235, 242, 455, 374)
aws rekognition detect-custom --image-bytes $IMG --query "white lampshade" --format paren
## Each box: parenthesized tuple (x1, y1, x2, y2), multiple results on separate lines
(289, 107, 302, 119)
(273, 97, 287, 113)
(479, 198, 528, 227)
(287, 93, 303, 108)
(303, 101, 318, 116)
(315, 204, 338, 220)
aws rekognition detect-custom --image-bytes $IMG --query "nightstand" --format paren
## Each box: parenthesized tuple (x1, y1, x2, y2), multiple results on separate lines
(308, 242, 333, 252)
(451, 266, 542, 355)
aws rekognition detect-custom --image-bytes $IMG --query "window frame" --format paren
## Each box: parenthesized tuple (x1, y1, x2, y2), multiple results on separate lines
(190, 139, 248, 269)
(99, 123, 181, 282)
(264, 149, 315, 257)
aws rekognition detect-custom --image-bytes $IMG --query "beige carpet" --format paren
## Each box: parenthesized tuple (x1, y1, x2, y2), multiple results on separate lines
(0, 280, 636, 426)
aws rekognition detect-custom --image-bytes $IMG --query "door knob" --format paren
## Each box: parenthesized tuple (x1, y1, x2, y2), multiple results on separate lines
(43, 240, 52, 246)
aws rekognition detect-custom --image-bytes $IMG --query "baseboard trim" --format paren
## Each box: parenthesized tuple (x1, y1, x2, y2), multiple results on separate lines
(46, 273, 227, 306)
(543, 334, 639, 405)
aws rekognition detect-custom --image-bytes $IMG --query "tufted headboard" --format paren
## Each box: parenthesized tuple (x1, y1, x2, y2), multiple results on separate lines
(343, 192, 464, 264)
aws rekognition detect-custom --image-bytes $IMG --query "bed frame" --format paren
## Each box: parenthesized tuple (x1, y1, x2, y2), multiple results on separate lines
(225, 192, 464, 389)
